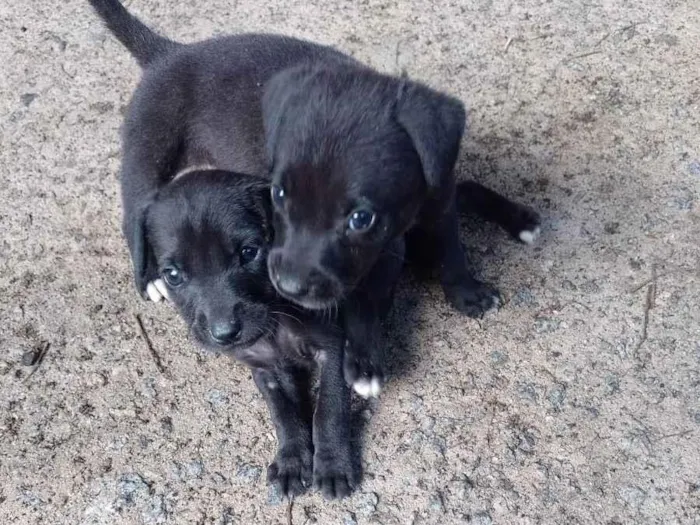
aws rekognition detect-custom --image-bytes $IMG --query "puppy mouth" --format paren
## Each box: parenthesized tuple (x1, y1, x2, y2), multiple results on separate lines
(269, 275, 345, 311)
(191, 322, 270, 353)
(274, 291, 340, 311)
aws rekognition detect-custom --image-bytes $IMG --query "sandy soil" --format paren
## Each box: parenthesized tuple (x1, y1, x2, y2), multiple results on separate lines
(1, 1, 699, 523)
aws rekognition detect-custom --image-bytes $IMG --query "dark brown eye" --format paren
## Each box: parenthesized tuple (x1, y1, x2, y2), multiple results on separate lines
(240, 246, 259, 265)
(348, 209, 376, 232)
(162, 266, 185, 287)
(271, 185, 285, 208)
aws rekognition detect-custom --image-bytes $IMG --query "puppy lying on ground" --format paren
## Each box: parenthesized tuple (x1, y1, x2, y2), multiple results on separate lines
(144, 169, 356, 499)
(88, 0, 541, 399)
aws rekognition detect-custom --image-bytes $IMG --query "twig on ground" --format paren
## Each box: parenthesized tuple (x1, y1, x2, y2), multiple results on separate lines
(504, 36, 515, 53)
(565, 50, 602, 61)
(134, 314, 166, 375)
(634, 268, 657, 362)
(286, 497, 294, 525)
(23, 341, 51, 383)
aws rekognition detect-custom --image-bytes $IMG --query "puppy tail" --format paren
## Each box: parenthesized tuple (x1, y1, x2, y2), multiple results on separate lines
(88, 0, 179, 67)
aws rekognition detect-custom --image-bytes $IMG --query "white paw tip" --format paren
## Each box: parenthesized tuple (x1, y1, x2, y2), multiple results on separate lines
(353, 379, 373, 399)
(519, 226, 541, 244)
(491, 296, 502, 309)
(146, 282, 163, 302)
(353, 377, 382, 398)
(153, 279, 170, 301)
(370, 377, 383, 397)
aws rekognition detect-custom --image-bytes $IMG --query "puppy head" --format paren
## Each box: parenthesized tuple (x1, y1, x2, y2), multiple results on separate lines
(141, 170, 277, 354)
(263, 67, 465, 309)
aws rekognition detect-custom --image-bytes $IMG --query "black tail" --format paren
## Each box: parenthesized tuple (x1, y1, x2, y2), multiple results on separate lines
(88, 0, 179, 67)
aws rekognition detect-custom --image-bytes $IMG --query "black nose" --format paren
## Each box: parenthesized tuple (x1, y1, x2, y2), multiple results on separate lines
(274, 273, 308, 298)
(209, 320, 242, 345)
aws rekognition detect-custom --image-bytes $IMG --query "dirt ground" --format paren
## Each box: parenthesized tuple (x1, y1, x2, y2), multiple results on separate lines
(1, 0, 699, 523)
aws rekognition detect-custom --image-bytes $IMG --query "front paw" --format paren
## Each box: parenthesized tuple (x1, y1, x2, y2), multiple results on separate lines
(343, 343, 384, 399)
(443, 280, 502, 318)
(267, 445, 313, 498)
(313, 448, 357, 500)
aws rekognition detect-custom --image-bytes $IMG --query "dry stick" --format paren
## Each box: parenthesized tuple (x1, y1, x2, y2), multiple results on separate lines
(504, 36, 515, 53)
(286, 497, 294, 525)
(134, 314, 166, 375)
(634, 275, 656, 362)
(23, 342, 51, 383)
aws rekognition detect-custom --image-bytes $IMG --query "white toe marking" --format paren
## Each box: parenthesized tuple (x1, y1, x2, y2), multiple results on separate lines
(146, 282, 163, 302)
(519, 226, 541, 244)
(491, 295, 501, 309)
(153, 279, 170, 301)
(370, 377, 383, 397)
(353, 379, 372, 399)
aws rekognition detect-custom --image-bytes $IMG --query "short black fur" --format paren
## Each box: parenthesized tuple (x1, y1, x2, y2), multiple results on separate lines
(89, 0, 541, 396)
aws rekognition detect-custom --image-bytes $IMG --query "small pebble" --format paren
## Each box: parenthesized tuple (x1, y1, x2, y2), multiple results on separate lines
(490, 350, 508, 366)
(517, 382, 539, 403)
(207, 390, 229, 407)
(236, 463, 262, 484)
(472, 511, 493, 525)
(21, 349, 39, 366)
(548, 384, 567, 410)
(356, 491, 379, 516)
(428, 493, 444, 513)
(267, 484, 283, 506)
(186, 460, 204, 479)
(343, 512, 358, 525)
(688, 160, 700, 175)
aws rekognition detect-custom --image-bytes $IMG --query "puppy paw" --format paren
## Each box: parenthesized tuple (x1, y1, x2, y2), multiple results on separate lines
(343, 345, 384, 398)
(443, 280, 502, 318)
(313, 448, 357, 500)
(511, 206, 542, 245)
(145, 279, 170, 303)
(267, 446, 313, 498)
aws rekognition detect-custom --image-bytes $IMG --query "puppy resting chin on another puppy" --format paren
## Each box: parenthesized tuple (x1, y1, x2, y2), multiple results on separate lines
(89, 0, 541, 403)
(141, 169, 357, 500)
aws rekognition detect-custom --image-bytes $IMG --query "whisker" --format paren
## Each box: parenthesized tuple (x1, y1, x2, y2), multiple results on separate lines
(271, 310, 303, 325)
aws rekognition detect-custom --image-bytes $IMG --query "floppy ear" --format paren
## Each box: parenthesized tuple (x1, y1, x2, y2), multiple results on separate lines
(251, 182, 275, 244)
(122, 199, 157, 299)
(261, 66, 312, 170)
(395, 80, 466, 197)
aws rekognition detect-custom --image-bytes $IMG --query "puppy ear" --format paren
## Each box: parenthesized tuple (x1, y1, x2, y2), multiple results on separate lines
(261, 66, 310, 169)
(395, 81, 466, 197)
(253, 182, 275, 243)
(123, 199, 157, 299)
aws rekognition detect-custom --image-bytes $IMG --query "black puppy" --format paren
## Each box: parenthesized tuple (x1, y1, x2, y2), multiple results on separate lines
(88, 0, 541, 397)
(144, 169, 356, 499)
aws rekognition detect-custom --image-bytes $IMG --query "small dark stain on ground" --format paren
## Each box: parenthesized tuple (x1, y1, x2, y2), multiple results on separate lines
(604, 222, 620, 234)
(20, 93, 38, 107)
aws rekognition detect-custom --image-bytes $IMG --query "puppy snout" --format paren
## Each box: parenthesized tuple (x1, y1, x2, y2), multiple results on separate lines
(209, 319, 242, 345)
(275, 273, 308, 298)
(268, 250, 310, 298)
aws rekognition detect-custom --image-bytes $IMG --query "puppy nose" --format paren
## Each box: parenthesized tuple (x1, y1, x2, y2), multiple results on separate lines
(275, 273, 308, 298)
(209, 320, 242, 344)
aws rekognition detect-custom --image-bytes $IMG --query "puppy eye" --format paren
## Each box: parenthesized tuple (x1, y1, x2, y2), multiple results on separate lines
(271, 185, 285, 208)
(239, 245, 260, 265)
(162, 266, 185, 287)
(347, 209, 376, 232)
